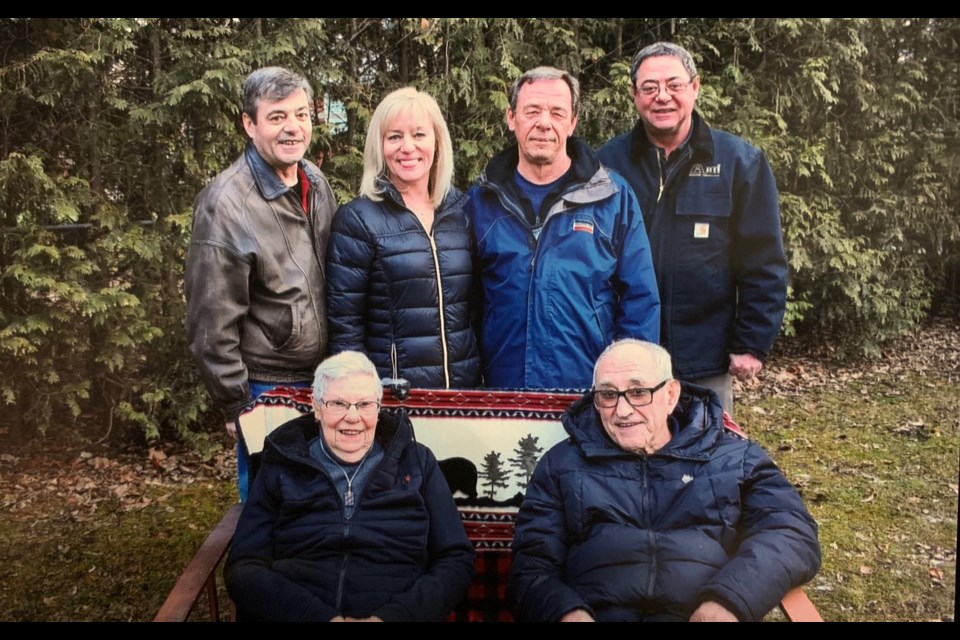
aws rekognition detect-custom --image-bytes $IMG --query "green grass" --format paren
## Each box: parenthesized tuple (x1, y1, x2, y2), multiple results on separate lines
(746, 373, 958, 621)
(0, 476, 235, 621)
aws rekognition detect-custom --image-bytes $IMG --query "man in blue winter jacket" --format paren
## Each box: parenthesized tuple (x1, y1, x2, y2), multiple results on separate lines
(598, 43, 788, 414)
(509, 339, 820, 622)
(468, 66, 660, 390)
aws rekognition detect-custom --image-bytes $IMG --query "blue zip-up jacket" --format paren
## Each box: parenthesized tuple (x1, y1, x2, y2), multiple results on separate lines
(509, 385, 821, 622)
(224, 411, 475, 621)
(327, 182, 480, 388)
(598, 113, 788, 380)
(467, 138, 660, 389)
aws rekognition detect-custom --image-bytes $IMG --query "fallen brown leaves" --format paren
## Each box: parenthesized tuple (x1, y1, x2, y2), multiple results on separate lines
(0, 442, 235, 524)
(739, 317, 960, 401)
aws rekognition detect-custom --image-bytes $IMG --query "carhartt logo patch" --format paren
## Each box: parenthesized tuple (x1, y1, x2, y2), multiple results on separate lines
(689, 163, 721, 177)
(694, 223, 710, 239)
(572, 220, 594, 234)
(682, 474, 693, 484)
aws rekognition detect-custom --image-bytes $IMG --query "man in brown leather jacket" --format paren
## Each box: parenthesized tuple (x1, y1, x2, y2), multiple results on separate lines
(185, 66, 336, 500)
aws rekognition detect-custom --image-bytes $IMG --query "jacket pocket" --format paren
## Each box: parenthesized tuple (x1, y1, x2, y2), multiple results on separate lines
(673, 187, 733, 300)
(270, 303, 301, 351)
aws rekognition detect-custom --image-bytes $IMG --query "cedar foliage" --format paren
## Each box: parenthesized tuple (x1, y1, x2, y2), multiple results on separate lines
(1, 18, 956, 444)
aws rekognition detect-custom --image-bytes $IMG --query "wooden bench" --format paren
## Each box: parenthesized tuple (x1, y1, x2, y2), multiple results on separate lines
(154, 386, 823, 622)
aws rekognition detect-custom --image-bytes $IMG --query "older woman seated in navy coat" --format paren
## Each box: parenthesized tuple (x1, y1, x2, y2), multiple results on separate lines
(225, 351, 475, 621)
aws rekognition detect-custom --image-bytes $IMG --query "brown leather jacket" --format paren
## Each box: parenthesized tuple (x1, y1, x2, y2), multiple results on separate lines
(185, 145, 335, 419)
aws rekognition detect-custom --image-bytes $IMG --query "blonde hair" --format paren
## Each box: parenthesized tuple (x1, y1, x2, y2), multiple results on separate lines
(359, 87, 454, 208)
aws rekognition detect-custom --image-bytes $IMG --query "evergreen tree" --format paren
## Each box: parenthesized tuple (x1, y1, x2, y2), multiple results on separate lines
(479, 451, 511, 500)
(1, 18, 955, 445)
(508, 433, 544, 490)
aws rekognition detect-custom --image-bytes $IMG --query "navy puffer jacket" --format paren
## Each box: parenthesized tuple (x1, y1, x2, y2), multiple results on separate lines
(225, 411, 476, 621)
(326, 182, 480, 388)
(509, 385, 821, 622)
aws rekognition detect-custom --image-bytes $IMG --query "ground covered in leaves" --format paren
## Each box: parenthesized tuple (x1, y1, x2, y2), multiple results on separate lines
(1, 319, 957, 621)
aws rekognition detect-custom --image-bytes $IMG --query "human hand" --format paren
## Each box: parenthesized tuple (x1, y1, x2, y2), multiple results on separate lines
(728, 353, 763, 381)
(329, 615, 346, 622)
(689, 601, 738, 622)
(560, 608, 595, 622)
(225, 420, 237, 440)
(343, 616, 383, 622)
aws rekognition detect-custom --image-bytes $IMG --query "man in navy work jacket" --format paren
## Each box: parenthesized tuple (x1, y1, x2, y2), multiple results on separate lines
(598, 43, 788, 414)
(468, 66, 660, 390)
(509, 339, 820, 622)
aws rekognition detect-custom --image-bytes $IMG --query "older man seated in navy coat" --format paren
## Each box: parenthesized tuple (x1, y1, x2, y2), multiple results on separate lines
(508, 339, 820, 622)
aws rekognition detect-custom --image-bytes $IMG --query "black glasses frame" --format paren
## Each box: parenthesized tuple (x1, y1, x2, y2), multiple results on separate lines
(592, 380, 669, 409)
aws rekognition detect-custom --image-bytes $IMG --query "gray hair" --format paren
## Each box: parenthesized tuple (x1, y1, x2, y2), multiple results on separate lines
(359, 87, 455, 208)
(593, 339, 674, 388)
(243, 66, 313, 122)
(509, 66, 581, 119)
(313, 351, 384, 402)
(630, 42, 698, 87)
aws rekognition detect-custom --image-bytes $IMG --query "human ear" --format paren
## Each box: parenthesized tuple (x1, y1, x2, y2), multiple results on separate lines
(242, 112, 255, 138)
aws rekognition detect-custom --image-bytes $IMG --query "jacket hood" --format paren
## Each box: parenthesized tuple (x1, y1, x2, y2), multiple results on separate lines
(480, 137, 602, 188)
(562, 382, 728, 459)
(476, 137, 619, 225)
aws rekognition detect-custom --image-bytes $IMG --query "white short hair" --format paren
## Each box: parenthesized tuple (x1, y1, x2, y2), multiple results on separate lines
(313, 351, 383, 401)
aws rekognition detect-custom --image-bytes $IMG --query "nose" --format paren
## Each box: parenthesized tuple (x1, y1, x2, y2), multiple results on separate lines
(614, 394, 636, 417)
(401, 133, 415, 151)
(344, 403, 362, 420)
(654, 84, 672, 102)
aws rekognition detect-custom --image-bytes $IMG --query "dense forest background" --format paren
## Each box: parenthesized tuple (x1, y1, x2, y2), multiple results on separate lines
(1, 18, 957, 446)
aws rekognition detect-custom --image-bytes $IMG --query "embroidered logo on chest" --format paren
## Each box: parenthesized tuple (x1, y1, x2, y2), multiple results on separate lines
(572, 219, 594, 234)
(689, 163, 721, 177)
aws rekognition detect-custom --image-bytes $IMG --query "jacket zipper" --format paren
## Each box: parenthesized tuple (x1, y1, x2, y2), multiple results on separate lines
(485, 178, 566, 385)
(335, 521, 350, 611)
(640, 458, 658, 595)
(656, 150, 665, 203)
(427, 230, 451, 388)
(390, 342, 398, 380)
(656, 144, 693, 204)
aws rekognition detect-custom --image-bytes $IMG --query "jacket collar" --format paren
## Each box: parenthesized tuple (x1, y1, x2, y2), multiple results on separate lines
(265, 408, 414, 471)
(244, 143, 324, 202)
(480, 137, 601, 188)
(629, 110, 715, 163)
(375, 177, 469, 218)
(479, 138, 617, 215)
(563, 383, 727, 460)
